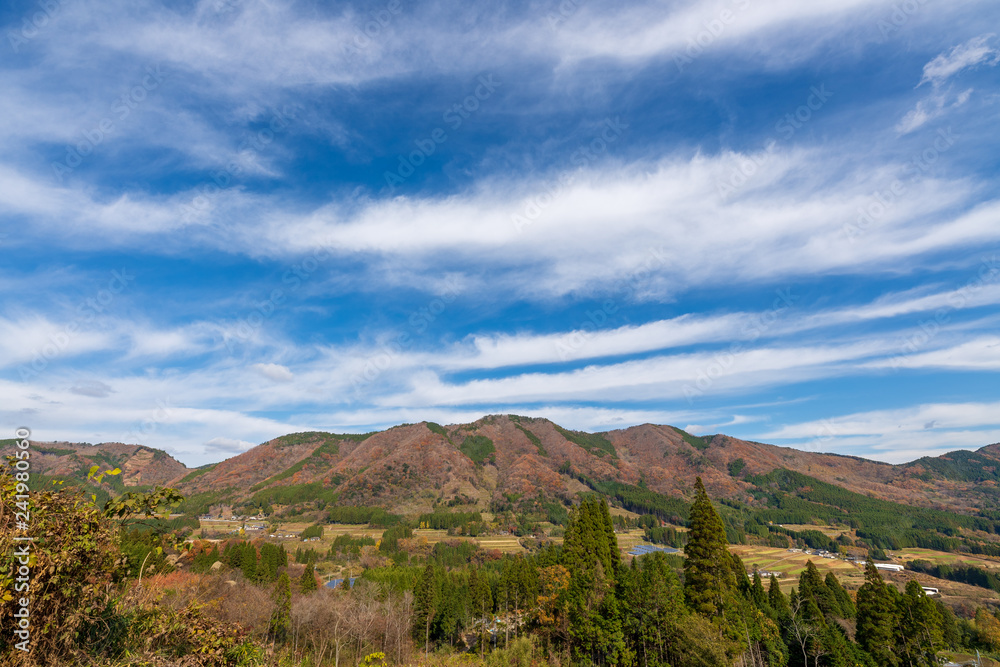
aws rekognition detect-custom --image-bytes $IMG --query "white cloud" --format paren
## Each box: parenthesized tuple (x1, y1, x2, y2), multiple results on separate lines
(762, 400, 1000, 462)
(69, 380, 116, 398)
(919, 34, 999, 87)
(10, 144, 990, 304)
(205, 436, 256, 454)
(898, 34, 999, 135)
(252, 362, 295, 382)
(868, 336, 1000, 371)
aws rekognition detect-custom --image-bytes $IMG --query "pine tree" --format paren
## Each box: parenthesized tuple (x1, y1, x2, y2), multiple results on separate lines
(269, 572, 291, 644)
(684, 477, 736, 617)
(300, 560, 318, 593)
(856, 557, 900, 667)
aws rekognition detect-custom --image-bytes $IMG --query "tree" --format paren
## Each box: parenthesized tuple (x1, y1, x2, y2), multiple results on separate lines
(750, 571, 769, 612)
(300, 561, 318, 593)
(788, 589, 828, 667)
(825, 571, 855, 618)
(269, 572, 292, 644)
(768, 575, 790, 622)
(0, 466, 125, 658)
(561, 496, 627, 664)
(241, 544, 258, 581)
(413, 562, 439, 657)
(975, 607, 1000, 651)
(684, 477, 736, 617)
(897, 579, 943, 666)
(799, 560, 842, 619)
(856, 557, 900, 667)
(470, 569, 494, 655)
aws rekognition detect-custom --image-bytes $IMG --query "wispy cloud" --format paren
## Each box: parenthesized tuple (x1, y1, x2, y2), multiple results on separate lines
(918, 34, 999, 88)
(898, 34, 998, 134)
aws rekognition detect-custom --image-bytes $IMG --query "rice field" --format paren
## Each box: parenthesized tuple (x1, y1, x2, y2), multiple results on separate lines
(729, 545, 865, 591)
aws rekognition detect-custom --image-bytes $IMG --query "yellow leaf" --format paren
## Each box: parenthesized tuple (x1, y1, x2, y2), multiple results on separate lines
(107, 467, 122, 475)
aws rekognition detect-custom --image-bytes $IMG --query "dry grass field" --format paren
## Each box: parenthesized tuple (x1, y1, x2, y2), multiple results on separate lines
(777, 524, 851, 539)
(891, 547, 1000, 570)
(615, 529, 653, 551)
(729, 545, 865, 591)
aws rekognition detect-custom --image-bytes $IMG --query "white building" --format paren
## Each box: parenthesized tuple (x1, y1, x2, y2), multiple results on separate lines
(874, 563, 904, 572)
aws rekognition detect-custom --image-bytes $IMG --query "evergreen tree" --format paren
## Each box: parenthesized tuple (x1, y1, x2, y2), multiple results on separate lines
(768, 574, 790, 622)
(413, 563, 440, 657)
(684, 477, 736, 617)
(825, 571, 855, 618)
(561, 496, 627, 664)
(620, 551, 691, 666)
(470, 570, 494, 655)
(269, 572, 291, 644)
(241, 544, 258, 582)
(799, 560, 842, 618)
(731, 552, 753, 599)
(856, 557, 900, 667)
(299, 560, 318, 593)
(897, 579, 943, 667)
(750, 571, 769, 612)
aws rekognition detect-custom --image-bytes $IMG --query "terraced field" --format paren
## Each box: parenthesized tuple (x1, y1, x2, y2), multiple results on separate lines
(476, 535, 525, 553)
(892, 547, 1000, 570)
(730, 546, 864, 591)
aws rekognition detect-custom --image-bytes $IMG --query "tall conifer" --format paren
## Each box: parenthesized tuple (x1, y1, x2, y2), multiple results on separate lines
(684, 477, 735, 617)
(856, 557, 900, 667)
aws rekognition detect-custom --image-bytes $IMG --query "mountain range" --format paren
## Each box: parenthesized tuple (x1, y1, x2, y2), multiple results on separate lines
(8, 415, 1000, 519)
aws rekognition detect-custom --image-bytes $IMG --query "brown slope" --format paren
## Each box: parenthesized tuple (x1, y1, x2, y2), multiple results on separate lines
(11, 417, 1000, 517)
(0, 440, 187, 487)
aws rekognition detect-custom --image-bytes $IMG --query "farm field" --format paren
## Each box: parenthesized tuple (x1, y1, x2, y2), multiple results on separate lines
(777, 524, 850, 539)
(729, 545, 865, 591)
(892, 547, 1000, 570)
(615, 529, 653, 551)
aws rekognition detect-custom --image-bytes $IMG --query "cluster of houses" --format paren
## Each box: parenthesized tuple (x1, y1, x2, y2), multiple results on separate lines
(786, 548, 840, 560)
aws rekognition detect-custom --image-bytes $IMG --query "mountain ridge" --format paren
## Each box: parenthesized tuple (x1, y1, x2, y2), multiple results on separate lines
(7, 415, 1000, 518)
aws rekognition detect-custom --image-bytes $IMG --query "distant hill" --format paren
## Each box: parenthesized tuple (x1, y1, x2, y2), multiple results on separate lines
(6, 415, 1000, 521)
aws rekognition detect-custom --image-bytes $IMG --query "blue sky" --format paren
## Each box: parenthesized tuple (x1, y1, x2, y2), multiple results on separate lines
(2, 0, 999, 467)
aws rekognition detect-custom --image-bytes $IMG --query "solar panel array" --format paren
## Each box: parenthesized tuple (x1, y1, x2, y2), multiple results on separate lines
(627, 544, 680, 556)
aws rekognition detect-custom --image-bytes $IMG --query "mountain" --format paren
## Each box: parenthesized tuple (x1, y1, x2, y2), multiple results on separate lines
(7, 415, 1000, 519)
